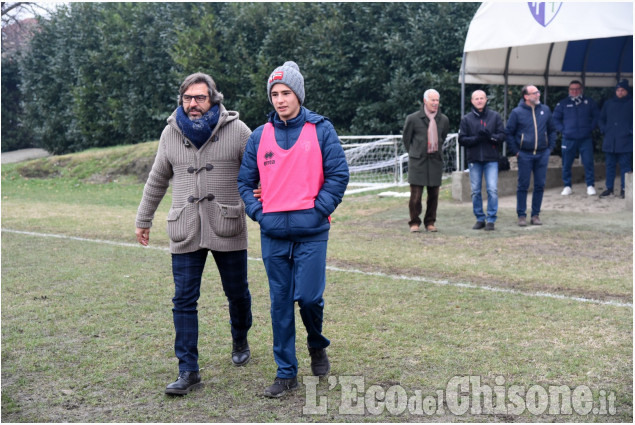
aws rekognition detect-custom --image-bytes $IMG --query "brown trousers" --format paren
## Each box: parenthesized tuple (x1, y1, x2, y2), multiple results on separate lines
(408, 185, 439, 227)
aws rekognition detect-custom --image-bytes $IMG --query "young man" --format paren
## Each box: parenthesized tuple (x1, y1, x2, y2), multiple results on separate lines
(458, 90, 505, 231)
(598, 79, 633, 199)
(238, 61, 349, 398)
(402, 89, 450, 233)
(552, 80, 600, 196)
(505, 85, 557, 226)
(135, 73, 253, 395)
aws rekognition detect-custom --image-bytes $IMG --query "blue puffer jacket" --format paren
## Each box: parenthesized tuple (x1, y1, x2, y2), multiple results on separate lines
(505, 100, 557, 155)
(552, 96, 599, 139)
(238, 107, 350, 241)
(599, 95, 633, 153)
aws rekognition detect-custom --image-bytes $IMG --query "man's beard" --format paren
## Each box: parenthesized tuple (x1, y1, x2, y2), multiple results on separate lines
(187, 107, 202, 120)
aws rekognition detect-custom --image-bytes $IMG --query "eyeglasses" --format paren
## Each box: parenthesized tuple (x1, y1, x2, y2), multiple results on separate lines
(528, 91, 540, 95)
(182, 94, 208, 103)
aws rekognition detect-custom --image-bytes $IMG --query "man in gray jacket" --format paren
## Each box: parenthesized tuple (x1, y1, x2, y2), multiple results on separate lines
(135, 73, 253, 395)
(402, 89, 450, 233)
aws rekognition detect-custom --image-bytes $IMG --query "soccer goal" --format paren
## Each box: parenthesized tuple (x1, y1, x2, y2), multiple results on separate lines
(341, 134, 459, 194)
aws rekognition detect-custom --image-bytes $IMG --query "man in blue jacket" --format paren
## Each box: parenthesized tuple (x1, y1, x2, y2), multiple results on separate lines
(598, 79, 633, 199)
(553, 80, 599, 196)
(505, 85, 557, 226)
(238, 61, 349, 398)
(458, 90, 505, 231)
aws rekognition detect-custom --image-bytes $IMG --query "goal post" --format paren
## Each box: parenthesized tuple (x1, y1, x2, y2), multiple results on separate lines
(341, 134, 459, 194)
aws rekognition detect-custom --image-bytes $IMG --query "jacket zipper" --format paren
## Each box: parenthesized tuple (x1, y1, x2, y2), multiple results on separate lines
(531, 107, 538, 154)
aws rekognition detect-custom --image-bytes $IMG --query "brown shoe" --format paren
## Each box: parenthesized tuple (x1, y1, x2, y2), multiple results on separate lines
(530, 216, 542, 225)
(426, 224, 438, 232)
(410, 225, 420, 233)
(518, 216, 527, 227)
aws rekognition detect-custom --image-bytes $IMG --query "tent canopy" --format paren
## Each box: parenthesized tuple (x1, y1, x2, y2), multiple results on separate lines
(460, 2, 633, 88)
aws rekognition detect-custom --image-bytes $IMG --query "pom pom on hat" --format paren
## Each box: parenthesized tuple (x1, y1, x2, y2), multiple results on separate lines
(267, 61, 305, 105)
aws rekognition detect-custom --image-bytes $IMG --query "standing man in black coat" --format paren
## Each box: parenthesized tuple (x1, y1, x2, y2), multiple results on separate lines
(458, 90, 505, 231)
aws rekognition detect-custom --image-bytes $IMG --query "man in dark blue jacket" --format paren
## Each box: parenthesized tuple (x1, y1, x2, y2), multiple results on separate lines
(505, 85, 557, 226)
(458, 90, 505, 231)
(553, 80, 599, 196)
(598, 79, 633, 199)
(238, 61, 349, 398)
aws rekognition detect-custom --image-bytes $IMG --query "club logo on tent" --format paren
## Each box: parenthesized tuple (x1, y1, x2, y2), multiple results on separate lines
(528, 2, 562, 27)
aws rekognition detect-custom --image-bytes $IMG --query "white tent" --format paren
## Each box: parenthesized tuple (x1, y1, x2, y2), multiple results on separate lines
(460, 2, 633, 116)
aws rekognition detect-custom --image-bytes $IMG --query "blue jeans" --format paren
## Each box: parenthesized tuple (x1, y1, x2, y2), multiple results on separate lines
(561, 137, 595, 187)
(261, 235, 330, 379)
(171, 249, 252, 372)
(469, 161, 498, 223)
(517, 149, 550, 218)
(604, 152, 633, 191)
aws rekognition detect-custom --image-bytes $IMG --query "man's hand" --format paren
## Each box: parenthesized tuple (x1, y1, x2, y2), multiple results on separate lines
(136, 227, 150, 246)
(253, 188, 262, 202)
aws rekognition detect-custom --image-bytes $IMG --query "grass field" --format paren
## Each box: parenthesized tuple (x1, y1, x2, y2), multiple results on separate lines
(1, 144, 633, 422)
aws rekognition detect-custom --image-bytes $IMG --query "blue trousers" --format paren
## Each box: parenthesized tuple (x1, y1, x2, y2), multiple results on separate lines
(261, 235, 330, 379)
(517, 149, 550, 218)
(561, 137, 595, 187)
(469, 161, 498, 223)
(604, 152, 633, 191)
(171, 249, 252, 372)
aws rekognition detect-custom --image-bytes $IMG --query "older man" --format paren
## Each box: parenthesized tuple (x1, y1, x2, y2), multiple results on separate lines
(458, 90, 505, 231)
(135, 73, 253, 395)
(505, 85, 557, 226)
(553, 80, 600, 196)
(402, 89, 450, 233)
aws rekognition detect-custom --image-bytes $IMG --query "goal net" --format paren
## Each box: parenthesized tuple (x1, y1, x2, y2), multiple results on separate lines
(341, 134, 459, 194)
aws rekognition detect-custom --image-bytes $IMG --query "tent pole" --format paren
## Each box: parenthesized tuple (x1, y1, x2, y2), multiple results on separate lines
(503, 47, 511, 122)
(460, 52, 466, 171)
(544, 43, 555, 103)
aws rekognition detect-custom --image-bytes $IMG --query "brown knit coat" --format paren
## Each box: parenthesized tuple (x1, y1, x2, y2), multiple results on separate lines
(135, 105, 252, 254)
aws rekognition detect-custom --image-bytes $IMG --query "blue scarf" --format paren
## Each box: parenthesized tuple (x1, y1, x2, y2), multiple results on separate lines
(176, 104, 220, 149)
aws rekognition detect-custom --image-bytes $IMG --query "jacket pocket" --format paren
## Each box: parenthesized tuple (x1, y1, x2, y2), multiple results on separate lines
(166, 205, 189, 242)
(288, 208, 329, 235)
(210, 201, 245, 238)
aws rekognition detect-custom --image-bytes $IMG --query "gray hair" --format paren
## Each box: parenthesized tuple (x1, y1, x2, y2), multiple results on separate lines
(178, 72, 224, 106)
(423, 89, 440, 101)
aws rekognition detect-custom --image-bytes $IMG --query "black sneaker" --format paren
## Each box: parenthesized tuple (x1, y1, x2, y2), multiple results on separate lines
(599, 189, 613, 198)
(472, 221, 485, 230)
(263, 377, 298, 398)
(484, 222, 495, 231)
(620, 189, 625, 199)
(232, 339, 250, 366)
(308, 347, 331, 376)
(165, 371, 203, 395)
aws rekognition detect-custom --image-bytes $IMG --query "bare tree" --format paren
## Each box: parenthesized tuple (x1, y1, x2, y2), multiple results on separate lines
(1, 2, 52, 27)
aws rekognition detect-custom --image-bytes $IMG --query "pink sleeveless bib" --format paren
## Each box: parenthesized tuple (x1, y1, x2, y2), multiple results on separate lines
(257, 122, 324, 213)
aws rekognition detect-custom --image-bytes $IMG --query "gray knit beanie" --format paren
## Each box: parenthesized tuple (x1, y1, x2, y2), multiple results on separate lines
(267, 61, 305, 105)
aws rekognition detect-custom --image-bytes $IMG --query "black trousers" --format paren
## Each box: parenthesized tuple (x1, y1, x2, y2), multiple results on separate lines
(408, 184, 439, 227)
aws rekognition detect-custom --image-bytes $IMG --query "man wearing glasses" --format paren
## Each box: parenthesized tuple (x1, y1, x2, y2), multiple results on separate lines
(135, 73, 253, 395)
(505, 85, 557, 226)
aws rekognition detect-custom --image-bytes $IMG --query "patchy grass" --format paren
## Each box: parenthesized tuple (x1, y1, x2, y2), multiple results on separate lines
(1, 145, 632, 422)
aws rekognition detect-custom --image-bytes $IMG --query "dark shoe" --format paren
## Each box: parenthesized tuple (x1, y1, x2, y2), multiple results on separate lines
(530, 216, 542, 225)
(518, 216, 527, 227)
(165, 371, 202, 395)
(472, 221, 485, 230)
(484, 222, 495, 231)
(263, 377, 298, 398)
(308, 347, 331, 377)
(599, 189, 613, 198)
(620, 189, 625, 199)
(232, 339, 250, 366)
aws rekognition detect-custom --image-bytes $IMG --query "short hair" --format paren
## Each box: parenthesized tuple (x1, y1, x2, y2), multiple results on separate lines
(521, 85, 531, 97)
(179, 72, 224, 106)
(423, 89, 440, 101)
(569, 80, 583, 87)
(471, 89, 487, 99)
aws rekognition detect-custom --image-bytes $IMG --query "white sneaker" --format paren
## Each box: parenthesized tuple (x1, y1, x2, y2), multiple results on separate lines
(561, 186, 572, 196)
(587, 186, 597, 196)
